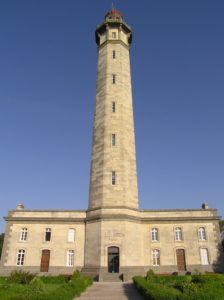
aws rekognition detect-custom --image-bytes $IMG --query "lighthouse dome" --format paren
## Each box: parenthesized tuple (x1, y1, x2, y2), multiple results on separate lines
(105, 8, 123, 21)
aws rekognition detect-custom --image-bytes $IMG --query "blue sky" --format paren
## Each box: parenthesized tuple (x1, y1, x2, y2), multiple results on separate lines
(0, 0, 223, 233)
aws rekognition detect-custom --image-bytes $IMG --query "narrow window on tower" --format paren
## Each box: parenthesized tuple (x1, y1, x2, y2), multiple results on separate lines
(112, 74, 116, 84)
(112, 32, 116, 39)
(112, 171, 116, 185)
(112, 102, 116, 112)
(111, 134, 116, 146)
(112, 50, 116, 59)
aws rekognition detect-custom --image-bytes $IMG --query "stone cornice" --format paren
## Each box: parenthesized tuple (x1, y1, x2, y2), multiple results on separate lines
(87, 205, 139, 212)
(5, 208, 220, 224)
(98, 39, 129, 51)
(4, 217, 85, 223)
(85, 214, 221, 223)
(8, 209, 85, 213)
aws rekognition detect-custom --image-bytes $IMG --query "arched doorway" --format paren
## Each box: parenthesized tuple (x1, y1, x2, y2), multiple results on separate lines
(108, 246, 119, 273)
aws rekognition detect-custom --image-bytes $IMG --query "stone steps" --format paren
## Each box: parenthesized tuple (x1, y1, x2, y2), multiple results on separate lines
(99, 273, 123, 282)
(75, 282, 144, 300)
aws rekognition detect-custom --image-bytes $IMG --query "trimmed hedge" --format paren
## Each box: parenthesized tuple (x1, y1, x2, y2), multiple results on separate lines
(133, 273, 224, 300)
(133, 276, 181, 300)
(0, 274, 93, 300)
(39, 275, 70, 284)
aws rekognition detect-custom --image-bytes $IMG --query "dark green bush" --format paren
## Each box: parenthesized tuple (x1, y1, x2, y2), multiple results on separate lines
(146, 269, 155, 281)
(0, 276, 92, 300)
(133, 276, 181, 300)
(173, 281, 197, 294)
(7, 270, 36, 284)
(39, 275, 70, 284)
(133, 275, 224, 300)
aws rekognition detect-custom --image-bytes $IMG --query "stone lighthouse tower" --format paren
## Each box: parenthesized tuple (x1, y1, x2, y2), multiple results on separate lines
(89, 9, 138, 210)
(83, 9, 142, 280)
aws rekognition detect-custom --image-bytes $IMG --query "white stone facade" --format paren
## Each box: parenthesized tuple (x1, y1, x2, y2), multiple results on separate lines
(0, 10, 223, 279)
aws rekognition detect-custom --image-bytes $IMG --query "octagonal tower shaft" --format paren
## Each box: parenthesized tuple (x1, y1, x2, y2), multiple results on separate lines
(88, 13, 139, 210)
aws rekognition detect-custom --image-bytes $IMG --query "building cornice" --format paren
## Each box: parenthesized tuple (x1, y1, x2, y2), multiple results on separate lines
(4, 217, 85, 223)
(4, 214, 220, 224)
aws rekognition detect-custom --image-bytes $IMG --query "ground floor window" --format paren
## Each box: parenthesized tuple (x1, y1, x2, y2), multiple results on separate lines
(67, 250, 74, 267)
(17, 249, 25, 265)
(200, 248, 209, 265)
(152, 249, 160, 266)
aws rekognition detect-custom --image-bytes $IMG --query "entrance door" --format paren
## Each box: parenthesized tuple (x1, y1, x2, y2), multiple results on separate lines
(108, 246, 119, 273)
(40, 250, 50, 272)
(176, 249, 186, 271)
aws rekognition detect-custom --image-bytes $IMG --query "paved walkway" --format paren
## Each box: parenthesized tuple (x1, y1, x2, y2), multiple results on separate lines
(75, 282, 144, 300)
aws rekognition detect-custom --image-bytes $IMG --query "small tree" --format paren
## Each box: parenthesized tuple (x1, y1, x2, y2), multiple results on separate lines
(0, 233, 4, 259)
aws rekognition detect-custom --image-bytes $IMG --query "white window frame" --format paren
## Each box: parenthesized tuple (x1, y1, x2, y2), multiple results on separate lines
(45, 228, 52, 242)
(152, 249, 160, 266)
(112, 171, 116, 185)
(111, 134, 116, 146)
(68, 228, 75, 242)
(151, 228, 159, 241)
(200, 248, 209, 265)
(20, 228, 28, 241)
(198, 227, 206, 241)
(16, 249, 25, 266)
(66, 250, 74, 267)
(175, 227, 183, 241)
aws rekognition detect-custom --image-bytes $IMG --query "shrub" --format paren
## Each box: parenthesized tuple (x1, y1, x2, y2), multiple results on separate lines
(133, 276, 181, 300)
(39, 275, 70, 284)
(1, 274, 93, 300)
(27, 277, 45, 294)
(72, 270, 81, 278)
(133, 274, 224, 300)
(146, 269, 155, 281)
(173, 281, 197, 294)
(7, 270, 36, 284)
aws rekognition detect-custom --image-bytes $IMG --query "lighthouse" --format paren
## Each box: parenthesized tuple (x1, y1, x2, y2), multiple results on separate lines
(1, 9, 223, 280)
(89, 9, 138, 210)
